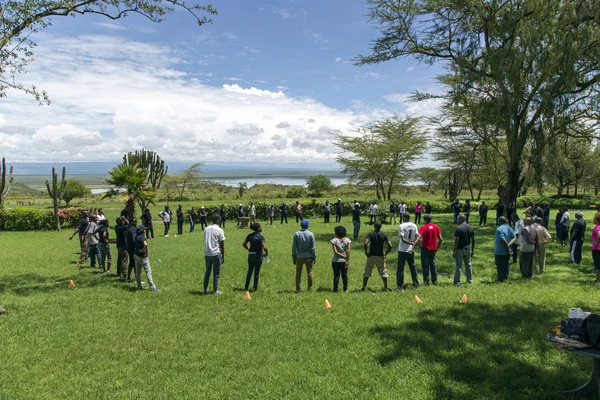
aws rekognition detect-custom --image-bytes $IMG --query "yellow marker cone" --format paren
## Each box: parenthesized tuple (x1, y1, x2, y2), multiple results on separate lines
(174, 234, 177, 238)
(76, 262, 80, 268)
(244, 291, 252, 300)
(324, 299, 332, 309)
(460, 294, 468, 304)
(68, 280, 75, 289)
(414, 295, 422, 304)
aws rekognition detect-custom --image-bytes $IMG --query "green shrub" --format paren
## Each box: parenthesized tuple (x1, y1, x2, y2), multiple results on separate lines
(0, 208, 55, 231)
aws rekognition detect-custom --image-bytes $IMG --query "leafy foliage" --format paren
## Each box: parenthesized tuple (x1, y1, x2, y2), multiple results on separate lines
(62, 179, 89, 206)
(306, 174, 333, 196)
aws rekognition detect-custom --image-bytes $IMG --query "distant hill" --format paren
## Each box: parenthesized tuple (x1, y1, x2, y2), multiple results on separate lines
(7, 182, 44, 197)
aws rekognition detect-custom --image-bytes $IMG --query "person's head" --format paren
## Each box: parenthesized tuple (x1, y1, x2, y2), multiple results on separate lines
(82, 210, 88, 218)
(466, 199, 470, 204)
(353, 199, 357, 203)
(98, 208, 103, 215)
(89, 215, 97, 223)
(191, 206, 195, 210)
(337, 198, 341, 202)
(136, 225, 146, 235)
(300, 219, 310, 229)
(178, 204, 182, 209)
(575, 211, 583, 219)
(165, 205, 169, 210)
(402, 212, 411, 222)
(561, 206, 568, 212)
(594, 212, 600, 225)
(423, 214, 432, 223)
(144, 208, 150, 214)
(524, 217, 532, 226)
(534, 217, 543, 225)
(325, 200, 329, 204)
(131, 217, 137, 225)
(454, 198, 459, 203)
(250, 223, 262, 232)
(250, 201, 253, 205)
(212, 214, 221, 225)
(417, 201, 421, 205)
(482, 201, 486, 205)
(374, 221, 382, 231)
(334, 225, 346, 238)
(511, 214, 519, 222)
(201, 206, 205, 210)
(457, 214, 466, 224)
(498, 216, 507, 225)
(221, 204, 225, 208)
(239, 204, 243, 208)
(426, 201, 430, 205)
(509, 202, 515, 207)
(296, 201, 299, 205)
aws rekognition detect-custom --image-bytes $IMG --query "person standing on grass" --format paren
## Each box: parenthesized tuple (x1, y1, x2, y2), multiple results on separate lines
(295, 201, 303, 223)
(219, 204, 227, 229)
(560, 207, 571, 246)
(543, 203, 551, 228)
(399, 201, 407, 216)
(249, 202, 256, 225)
(97, 208, 106, 222)
(335, 198, 343, 223)
(199, 207, 208, 231)
(506, 202, 516, 227)
(494, 216, 517, 282)
(591, 212, 600, 283)
(69, 210, 89, 264)
(134, 225, 160, 292)
(125, 217, 138, 282)
(452, 199, 461, 224)
(362, 221, 392, 291)
(424, 201, 432, 215)
(352, 199, 361, 211)
(158, 205, 171, 237)
(417, 214, 443, 285)
(495, 201, 505, 226)
(279, 203, 288, 224)
(292, 219, 316, 293)
(511, 214, 523, 265)
(204, 215, 226, 295)
(390, 201, 398, 225)
(237, 204, 244, 228)
(453, 214, 475, 286)
(369, 202, 378, 224)
(397, 212, 419, 291)
(570, 211, 586, 266)
(189, 206, 197, 233)
(519, 217, 538, 279)
(267, 204, 274, 225)
(323, 200, 331, 223)
(352, 204, 361, 241)
(176, 204, 184, 235)
(87, 215, 100, 269)
(463, 200, 472, 224)
(98, 219, 113, 275)
(243, 223, 268, 292)
(479, 201, 489, 226)
(141, 208, 154, 239)
(534, 216, 552, 274)
(414, 201, 423, 224)
(114, 216, 129, 279)
(555, 207, 564, 244)
(331, 225, 351, 292)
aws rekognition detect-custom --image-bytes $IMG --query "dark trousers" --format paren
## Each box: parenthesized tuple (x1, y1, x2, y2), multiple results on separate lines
(332, 262, 348, 292)
(220, 214, 226, 229)
(571, 239, 583, 264)
(415, 213, 421, 224)
(127, 248, 135, 278)
(496, 214, 502, 226)
(117, 246, 128, 277)
(177, 220, 183, 235)
(420, 248, 438, 284)
(495, 254, 510, 281)
(464, 212, 470, 224)
(163, 222, 170, 236)
(244, 255, 262, 290)
(190, 219, 195, 232)
(204, 255, 222, 291)
(353, 221, 360, 241)
(89, 244, 99, 267)
(560, 225, 569, 245)
(454, 212, 459, 224)
(370, 215, 376, 224)
(335, 213, 342, 223)
(397, 251, 419, 288)
(520, 251, 535, 278)
(296, 213, 302, 223)
(479, 214, 487, 226)
(145, 224, 154, 239)
(281, 214, 288, 224)
(324, 212, 330, 223)
(511, 243, 519, 263)
(200, 218, 207, 230)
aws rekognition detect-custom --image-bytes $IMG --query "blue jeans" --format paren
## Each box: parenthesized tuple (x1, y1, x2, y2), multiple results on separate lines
(244, 254, 263, 290)
(420, 248, 438, 284)
(454, 247, 473, 284)
(204, 255, 222, 291)
(353, 221, 361, 241)
(453, 212, 459, 224)
(190, 219, 195, 232)
(89, 244, 99, 267)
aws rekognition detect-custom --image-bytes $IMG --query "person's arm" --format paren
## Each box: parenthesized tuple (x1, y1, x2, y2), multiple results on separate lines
(385, 240, 392, 257)
(364, 238, 370, 257)
(453, 236, 460, 255)
(219, 240, 225, 264)
(292, 234, 297, 263)
(594, 230, 600, 246)
(261, 240, 268, 257)
(345, 243, 352, 267)
(243, 238, 250, 251)
(143, 240, 148, 250)
(311, 234, 316, 263)
(70, 226, 78, 239)
(332, 243, 346, 259)
(471, 233, 475, 255)
(437, 232, 444, 250)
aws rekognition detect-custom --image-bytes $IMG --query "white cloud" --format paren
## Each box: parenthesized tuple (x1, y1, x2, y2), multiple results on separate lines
(2, 35, 386, 164)
(254, 80, 268, 84)
(335, 57, 342, 63)
(225, 77, 242, 81)
(364, 72, 380, 79)
(276, 85, 289, 90)
(274, 8, 292, 19)
(329, 76, 339, 80)
(384, 93, 444, 118)
(95, 22, 127, 31)
(407, 66, 415, 72)
(222, 32, 240, 41)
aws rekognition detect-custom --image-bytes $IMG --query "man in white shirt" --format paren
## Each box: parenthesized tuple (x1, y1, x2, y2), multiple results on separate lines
(158, 205, 171, 237)
(399, 201, 407, 215)
(559, 207, 571, 246)
(204, 214, 226, 295)
(249, 202, 256, 225)
(369, 202, 378, 224)
(397, 212, 419, 290)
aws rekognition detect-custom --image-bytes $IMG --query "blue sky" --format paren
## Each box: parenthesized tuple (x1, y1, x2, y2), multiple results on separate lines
(0, 0, 444, 168)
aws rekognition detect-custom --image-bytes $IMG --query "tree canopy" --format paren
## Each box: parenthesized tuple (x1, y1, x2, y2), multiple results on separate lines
(306, 174, 333, 196)
(62, 179, 89, 206)
(1, 0, 217, 103)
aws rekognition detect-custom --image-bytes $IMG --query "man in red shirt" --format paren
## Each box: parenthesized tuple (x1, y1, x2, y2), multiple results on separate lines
(417, 214, 444, 285)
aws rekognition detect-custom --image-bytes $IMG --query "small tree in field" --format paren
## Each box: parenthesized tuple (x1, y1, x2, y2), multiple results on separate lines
(63, 179, 89, 206)
(306, 174, 333, 196)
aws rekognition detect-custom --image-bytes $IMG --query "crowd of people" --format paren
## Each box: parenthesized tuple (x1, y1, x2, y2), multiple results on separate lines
(70, 199, 600, 295)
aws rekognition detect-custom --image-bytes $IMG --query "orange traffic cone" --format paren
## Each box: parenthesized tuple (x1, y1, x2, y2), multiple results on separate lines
(460, 294, 468, 304)
(68, 280, 75, 289)
(244, 291, 252, 300)
(174, 234, 177, 238)
(324, 299, 332, 309)
(76, 262, 80, 268)
(414, 295, 422, 304)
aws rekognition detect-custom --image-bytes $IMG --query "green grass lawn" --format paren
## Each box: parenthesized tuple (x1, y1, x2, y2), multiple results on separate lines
(0, 210, 598, 399)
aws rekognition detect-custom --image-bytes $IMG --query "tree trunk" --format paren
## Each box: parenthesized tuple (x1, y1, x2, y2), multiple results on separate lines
(501, 161, 522, 205)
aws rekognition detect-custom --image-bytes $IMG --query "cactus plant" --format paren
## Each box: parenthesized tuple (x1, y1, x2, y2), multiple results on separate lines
(46, 167, 66, 231)
(0, 157, 14, 208)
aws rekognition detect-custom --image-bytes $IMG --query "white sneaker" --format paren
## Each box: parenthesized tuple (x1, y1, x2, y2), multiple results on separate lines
(164, 234, 169, 237)
(214, 290, 222, 295)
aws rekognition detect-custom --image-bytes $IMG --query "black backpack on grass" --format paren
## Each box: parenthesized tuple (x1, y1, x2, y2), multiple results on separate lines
(584, 314, 600, 349)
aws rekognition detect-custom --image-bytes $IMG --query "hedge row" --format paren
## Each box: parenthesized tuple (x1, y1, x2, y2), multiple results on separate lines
(0, 207, 85, 231)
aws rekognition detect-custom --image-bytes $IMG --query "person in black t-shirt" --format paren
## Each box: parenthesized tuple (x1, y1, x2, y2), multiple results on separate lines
(462, 200, 472, 223)
(219, 204, 227, 228)
(242, 223, 269, 291)
(424, 201, 432, 215)
(495, 201, 505, 226)
(125, 218, 138, 282)
(362, 221, 393, 291)
(570, 211, 586, 265)
(176, 204, 184, 235)
(70, 210, 89, 264)
(506, 202, 516, 227)
(134, 225, 160, 292)
(98, 219, 113, 275)
(141, 208, 154, 239)
(452, 199, 461, 224)
(479, 201, 489, 226)
(352, 206, 361, 241)
(453, 214, 475, 286)
(114, 216, 129, 279)
(335, 199, 343, 223)
(199, 207, 208, 230)
(279, 203, 288, 224)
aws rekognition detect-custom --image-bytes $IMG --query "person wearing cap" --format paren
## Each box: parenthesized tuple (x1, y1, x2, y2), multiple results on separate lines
(219, 204, 227, 228)
(292, 219, 316, 293)
(267, 204, 274, 225)
(533, 216, 552, 274)
(494, 216, 516, 282)
(158, 205, 171, 237)
(335, 199, 343, 222)
(323, 200, 331, 223)
(176, 204, 184, 235)
(243, 223, 268, 291)
(559, 207, 571, 246)
(204, 214, 226, 295)
(134, 224, 160, 292)
(279, 203, 288, 224)
(570, 211, 586, 265)
(362, 221, 393, 291)
(199, 206, 208, 230)
(249, 202, 256, 225)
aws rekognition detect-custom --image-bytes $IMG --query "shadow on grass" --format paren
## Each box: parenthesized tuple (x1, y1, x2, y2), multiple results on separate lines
(370, 303, 587, 399)
(0, 272, 126, 296)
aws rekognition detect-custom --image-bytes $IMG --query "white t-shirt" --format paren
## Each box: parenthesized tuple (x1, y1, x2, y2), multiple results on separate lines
(399, 204, 407, 214)
(514, 219, 524, 244)
(249, 205, 256, 216)
(159, 210, 170, 223)
(560, 211, 571, 227)
(204, 224, 225, 256)
(398, 222, 418, 252)
(370, 204, 378, 215)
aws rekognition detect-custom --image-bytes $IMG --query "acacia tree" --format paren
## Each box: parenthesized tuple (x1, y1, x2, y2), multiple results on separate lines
(169, 162, 203, 200)
(1, 0, 217, 103)
(335, 114, 425, 200)
(357, 0, 600, 204)
(62, 179, 89, 206)
(306, 174, 333, 196)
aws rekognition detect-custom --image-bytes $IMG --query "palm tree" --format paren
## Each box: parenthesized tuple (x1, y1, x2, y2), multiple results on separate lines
(104, 164, 150, 219)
